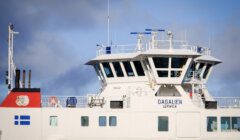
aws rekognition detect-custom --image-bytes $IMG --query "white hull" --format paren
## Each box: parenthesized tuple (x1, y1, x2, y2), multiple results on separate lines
(0, 107, 239, 140)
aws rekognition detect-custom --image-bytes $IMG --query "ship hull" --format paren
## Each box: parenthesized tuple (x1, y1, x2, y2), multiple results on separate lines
(0, 107, 239, 140)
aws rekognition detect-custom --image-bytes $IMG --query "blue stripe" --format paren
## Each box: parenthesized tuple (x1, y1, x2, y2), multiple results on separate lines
(20, 115, 30, 120)
(20, 121, 30, 125)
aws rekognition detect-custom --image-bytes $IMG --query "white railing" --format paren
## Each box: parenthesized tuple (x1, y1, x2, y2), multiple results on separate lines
(41, 95, 89, 108)
(97, 40, 211, 56)
(214, 97, 240, 108)
(97, 44, 138, 56)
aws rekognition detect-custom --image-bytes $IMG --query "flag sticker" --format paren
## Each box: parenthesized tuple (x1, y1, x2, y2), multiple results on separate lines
(14, 115, 30, 125)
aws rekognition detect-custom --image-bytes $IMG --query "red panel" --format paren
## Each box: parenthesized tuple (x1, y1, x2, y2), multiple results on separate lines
(0, 91, 41, 108)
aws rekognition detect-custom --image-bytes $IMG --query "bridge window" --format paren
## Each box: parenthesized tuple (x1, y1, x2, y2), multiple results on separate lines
(158, 116, 168, 131)
(49, 116, 58, 127)
(94, 64, 104, 80)
(102, 62, 114, 78)
(198, 63, 205, 70)
(207, 117, 217, 132)
(203, 64, 212, 79)
(171, 71, 182, 77)
(109, 116, 117, 126)
(153, 57, 169, 68)
(112, 62, 124, 77)
(157, 71, 168, 77)
(221, 117, 230, 131)
(99, 116, 107, 127)
(171, 57, 187, 68)
(123, 61, 134, 76)
(133, 61, 145, 76)
(81, 116, 89, 127)
(231, 117, 240, 132)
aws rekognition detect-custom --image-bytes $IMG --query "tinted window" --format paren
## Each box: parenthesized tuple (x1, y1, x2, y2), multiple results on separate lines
(196, 63, 205, 78)
(102, 62, 114, 78)
(110, 101, 123, 109)
(109, 116, 117, 126)
(123, 61, 134, 76)
(207, 117, 217, 132)
(81, 116, 89, 126)
(221, 117, 230, 131)
(99, 116, 107, 127)
(171, 71, 182, 77)
(153, 57, 169, 68)
(203, 64, 212, 79)
(133, 61, 145, 76)
(112, 62, 124, 77)
(198, 63, 205, 70)
(49, 116, 58, 127)
(232, 117, 240, 131)
(158, 116, 168, 131)
(94, 64, 104, 79)
(157, 71, 168, 77)
(171, 57, 187, 68)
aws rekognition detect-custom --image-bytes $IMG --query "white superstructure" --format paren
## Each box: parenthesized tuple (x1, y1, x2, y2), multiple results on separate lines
(0, 25, 240, 140)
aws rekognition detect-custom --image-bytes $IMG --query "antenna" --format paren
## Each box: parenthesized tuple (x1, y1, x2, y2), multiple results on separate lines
(145, 28, 165, 49)
(208, 32, 211, 48)
(130, 32, 151, 52)
(107, 0, 110, 46)
(184, 30, 187, 41)
(7, 23, 19, 93)
(167, 31, 173, 50)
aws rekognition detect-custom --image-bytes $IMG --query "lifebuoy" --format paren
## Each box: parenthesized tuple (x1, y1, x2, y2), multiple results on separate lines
(48, 96, 58, 107)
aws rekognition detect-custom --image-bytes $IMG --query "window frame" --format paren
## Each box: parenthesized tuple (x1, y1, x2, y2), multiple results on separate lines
(133, 61, 145, 76)
(153, 57, 169, 68)
(102, 62, 114, 78)
(157, 70, 168, 77)
(112, 62, 124, 77)
(123, 61, 135, 77)
(158, 116, 169, 132)
(231, 117, 240, 132)
(81, 116, 89, 127)
(99, 116, 107, 127)
(171, 57, 188, 68)
(49, 116, 58, 127)
(94, 63, 105, 81)
(109, 116, 117, 127)
(203, 64, 212, 79)
(221, 116, 231, 131)
(207, 116, 217, 132)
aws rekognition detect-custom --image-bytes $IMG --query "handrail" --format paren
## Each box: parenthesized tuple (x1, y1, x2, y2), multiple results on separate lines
(41, 95, 90, 108)
(214, 97, 240, 108)
(96, 39, 211, 56)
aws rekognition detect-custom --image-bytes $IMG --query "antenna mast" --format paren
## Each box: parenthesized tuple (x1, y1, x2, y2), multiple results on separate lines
(7, 23, 19, 93)
(107, 0, 110, 46)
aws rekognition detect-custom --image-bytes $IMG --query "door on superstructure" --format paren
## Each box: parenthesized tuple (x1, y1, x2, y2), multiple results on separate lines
(176, 112, 200, 138)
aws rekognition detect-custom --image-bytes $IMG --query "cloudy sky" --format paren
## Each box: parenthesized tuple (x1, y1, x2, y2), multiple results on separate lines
(0, 0, 240, 101)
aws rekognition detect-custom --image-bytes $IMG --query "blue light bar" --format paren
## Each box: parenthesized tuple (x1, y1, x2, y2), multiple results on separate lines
(144, 32, 151, 34)
(130, 32, 151, 35)
(145, 29, 165, 32)
(130, 32, 138, 34)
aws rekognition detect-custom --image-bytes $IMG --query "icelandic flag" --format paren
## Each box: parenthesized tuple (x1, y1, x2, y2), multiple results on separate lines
(14, 115, 30, 125)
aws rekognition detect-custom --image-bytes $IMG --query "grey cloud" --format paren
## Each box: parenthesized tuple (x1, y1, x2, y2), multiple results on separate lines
(207, 21, 240, 96)
(15, 31, 79, 79)
(41, 64, 99, 96)
(0, 0, 106, 97)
